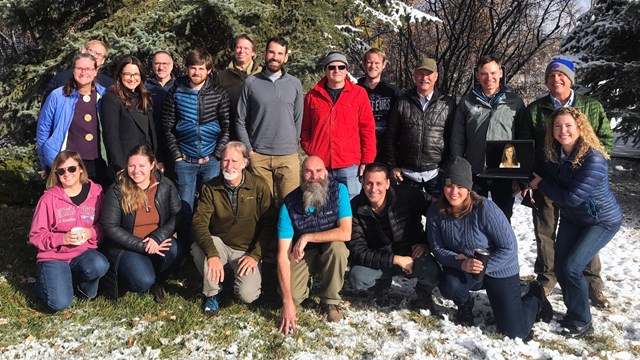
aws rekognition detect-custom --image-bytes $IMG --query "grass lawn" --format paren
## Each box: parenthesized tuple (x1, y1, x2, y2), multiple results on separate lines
(1, 205, 388, 359)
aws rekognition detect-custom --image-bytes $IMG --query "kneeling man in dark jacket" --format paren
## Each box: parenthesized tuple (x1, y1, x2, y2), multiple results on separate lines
(349, 163, 441, 310)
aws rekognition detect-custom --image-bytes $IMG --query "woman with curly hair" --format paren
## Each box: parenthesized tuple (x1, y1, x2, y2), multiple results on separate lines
(530, 107, 622, 338)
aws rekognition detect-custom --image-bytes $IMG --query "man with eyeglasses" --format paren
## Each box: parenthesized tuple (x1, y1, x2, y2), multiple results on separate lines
(357, 48, 402, 162)
(44, 40, 114, 100)
(384, 58, 456, 199)
(145, 51, 176, 178)
(301, 52, 376, 199)
(217, 34, 263, 141)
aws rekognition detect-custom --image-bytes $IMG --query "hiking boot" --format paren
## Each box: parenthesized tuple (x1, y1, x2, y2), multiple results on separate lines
(320, 303, 343, 322)
(202, 294, 221, 317)
(150, 283, 167, 303)
(455, 297, 474, 326)
(374, 287, 391, 307)
(412, 287, 437, 314)
(589, 289, 610, 309)
(528, 280, 553, 323)
(560, 321, 593, 339)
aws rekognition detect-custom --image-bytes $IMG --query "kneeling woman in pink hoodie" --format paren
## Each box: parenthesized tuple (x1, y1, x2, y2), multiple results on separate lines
(29, 150, 109, 312)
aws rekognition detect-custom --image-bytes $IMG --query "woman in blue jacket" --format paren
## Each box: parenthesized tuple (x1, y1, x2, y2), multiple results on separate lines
(37, 53, 108, 186)
(530, 107, 622, 338)
(427, 157, 551, 341)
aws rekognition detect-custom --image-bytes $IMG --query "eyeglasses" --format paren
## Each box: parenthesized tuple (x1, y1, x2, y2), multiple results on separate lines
(84, 46, 105, 59)
(121, 72, 141, 79)
(55, 166, 78, 176)
(153, 62, 172, 67)
(74, 67, 96, 73)
(326, 65, 347, 71)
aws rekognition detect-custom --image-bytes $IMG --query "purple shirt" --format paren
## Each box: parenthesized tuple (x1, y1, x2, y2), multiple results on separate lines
(66, 90, 100, 160)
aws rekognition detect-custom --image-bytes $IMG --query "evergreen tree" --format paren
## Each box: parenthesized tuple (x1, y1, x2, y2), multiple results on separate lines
(561, 0, 640, 145)
(0, 0, 354, 144)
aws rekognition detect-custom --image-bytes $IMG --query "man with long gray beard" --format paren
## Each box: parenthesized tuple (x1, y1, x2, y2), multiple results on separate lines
(277, 156, 352, 333)
(191, 141, 276, 316)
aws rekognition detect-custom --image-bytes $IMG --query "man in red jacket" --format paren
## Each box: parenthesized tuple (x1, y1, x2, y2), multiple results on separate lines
(301, 52, 376, 199)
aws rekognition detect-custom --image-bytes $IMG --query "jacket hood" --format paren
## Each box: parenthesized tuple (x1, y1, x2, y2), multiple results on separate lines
(44, 179, 102, 203)
(227, 59, 262, 75)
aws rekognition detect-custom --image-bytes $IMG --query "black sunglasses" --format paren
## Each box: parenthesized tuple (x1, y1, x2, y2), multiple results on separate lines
(56, 166, 78, 176)
(327, 65, 346, 71)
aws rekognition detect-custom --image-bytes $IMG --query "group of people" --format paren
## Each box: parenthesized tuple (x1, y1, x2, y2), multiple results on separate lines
(29, 34, 621, 341)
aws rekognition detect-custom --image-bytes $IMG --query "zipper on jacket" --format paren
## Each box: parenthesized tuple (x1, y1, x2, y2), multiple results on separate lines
(197, 90, 203, 157)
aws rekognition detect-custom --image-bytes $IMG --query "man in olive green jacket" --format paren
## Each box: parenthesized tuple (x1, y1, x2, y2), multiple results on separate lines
(216, 34, 263, 141)
(515, 58, 614, 308)
(191, 141, 276, 315)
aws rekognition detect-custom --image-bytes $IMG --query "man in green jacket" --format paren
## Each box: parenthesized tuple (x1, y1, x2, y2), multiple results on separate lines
(191, 141, 276, 316)
(515, 58, 614, 308)
(216, 34, 263, 141)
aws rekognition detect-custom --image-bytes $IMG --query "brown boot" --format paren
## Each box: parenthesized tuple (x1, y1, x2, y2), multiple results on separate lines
(321, 303, 343, 322)
(589, 288, 610, 309)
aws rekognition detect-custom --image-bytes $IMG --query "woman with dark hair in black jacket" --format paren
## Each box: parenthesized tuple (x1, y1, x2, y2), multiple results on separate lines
(100, 144, 183, 302)
(102, 56, 159, 179)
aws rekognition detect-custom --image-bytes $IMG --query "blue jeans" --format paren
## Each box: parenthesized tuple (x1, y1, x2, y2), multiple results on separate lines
(174, 159, 220, 213)
(349, 255, 441, 293)
(439, 267, 539, 339)
(555, 218, 621, 326)
(174, 159, 220, 245)
(117, 237, 183, 293)
(329, 165, 361, 199)
(403, 172, 442, 199)
(35, 249, 109, 312)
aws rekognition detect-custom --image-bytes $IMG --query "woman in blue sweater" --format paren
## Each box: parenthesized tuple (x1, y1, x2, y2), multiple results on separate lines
(530, 107, 622, 338)
(427, 157, 551, 340)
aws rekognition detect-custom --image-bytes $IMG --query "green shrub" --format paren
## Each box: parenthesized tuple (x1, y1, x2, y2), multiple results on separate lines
(0, 144, 43, 205)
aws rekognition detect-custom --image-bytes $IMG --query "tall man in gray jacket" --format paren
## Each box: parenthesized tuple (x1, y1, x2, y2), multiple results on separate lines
(236, 36, 304, 204)
(450, 55, 524, 221)
(235, 37, 304, 303)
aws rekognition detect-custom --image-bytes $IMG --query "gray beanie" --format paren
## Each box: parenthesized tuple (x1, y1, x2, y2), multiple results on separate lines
(443, 157, 473, 190)
(322, 52, 349, 68)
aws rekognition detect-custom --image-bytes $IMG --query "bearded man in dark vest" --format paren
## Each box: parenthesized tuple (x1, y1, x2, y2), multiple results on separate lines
(276, 156, 352, 334)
